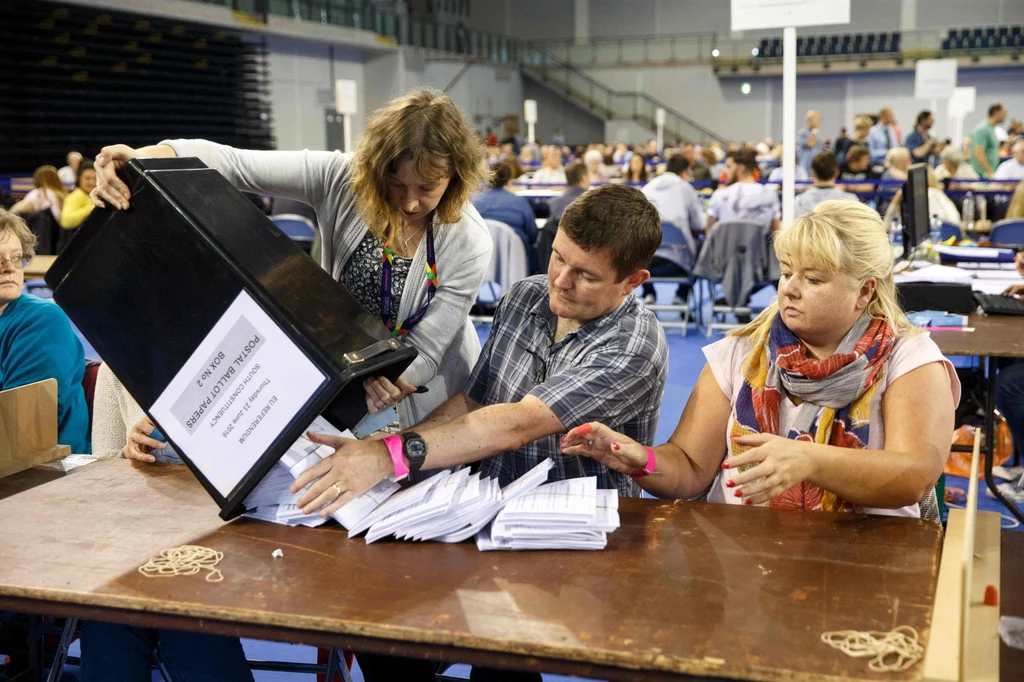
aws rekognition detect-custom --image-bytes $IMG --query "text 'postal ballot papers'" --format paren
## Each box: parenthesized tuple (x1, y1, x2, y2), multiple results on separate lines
(149, 290, 326, 499)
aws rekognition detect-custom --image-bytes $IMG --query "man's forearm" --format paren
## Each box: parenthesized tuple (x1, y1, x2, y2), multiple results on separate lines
(974, 146, 993, 175)
(409, 391, 481, 432)
(418, 398, 565, 471)
(913, 141, 932, 158)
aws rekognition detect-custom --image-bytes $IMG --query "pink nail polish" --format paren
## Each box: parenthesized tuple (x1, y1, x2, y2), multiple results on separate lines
(734, 489, 743, 498)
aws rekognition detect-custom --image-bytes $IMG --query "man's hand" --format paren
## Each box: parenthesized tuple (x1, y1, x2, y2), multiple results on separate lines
(290, 433, 395, 517)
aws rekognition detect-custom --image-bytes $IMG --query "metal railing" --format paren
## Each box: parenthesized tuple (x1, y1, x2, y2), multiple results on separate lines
(180, 0, 725, 143)
(530, 26, 1021, 67)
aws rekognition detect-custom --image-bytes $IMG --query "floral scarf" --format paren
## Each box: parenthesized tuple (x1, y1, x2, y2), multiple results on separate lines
(730, 313, 896, 511)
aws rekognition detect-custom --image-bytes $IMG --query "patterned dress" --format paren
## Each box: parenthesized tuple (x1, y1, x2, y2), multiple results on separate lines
(341, 232, 412, 329)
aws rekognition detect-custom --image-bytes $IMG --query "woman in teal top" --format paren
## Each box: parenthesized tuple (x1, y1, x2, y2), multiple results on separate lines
(0, 209, 89, 453)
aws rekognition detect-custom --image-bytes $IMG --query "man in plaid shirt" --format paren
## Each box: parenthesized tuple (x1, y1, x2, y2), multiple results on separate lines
(296, 183, 668, 519)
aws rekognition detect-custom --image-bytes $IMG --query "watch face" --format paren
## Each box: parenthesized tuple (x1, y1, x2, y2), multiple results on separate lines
(407, 439, 427, 458)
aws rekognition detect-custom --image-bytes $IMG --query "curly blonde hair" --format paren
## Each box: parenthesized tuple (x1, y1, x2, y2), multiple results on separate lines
(350, 88, 486, 250)
(732, 200, 913, 337)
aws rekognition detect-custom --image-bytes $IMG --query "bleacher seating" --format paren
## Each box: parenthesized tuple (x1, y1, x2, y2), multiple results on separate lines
(757, 31, 901, 61)
(0, 1, 275, 172)
(941, 25, 1024, 53)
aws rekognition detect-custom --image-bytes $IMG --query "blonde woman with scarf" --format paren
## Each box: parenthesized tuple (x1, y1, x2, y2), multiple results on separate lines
(562, 200, 959, 520)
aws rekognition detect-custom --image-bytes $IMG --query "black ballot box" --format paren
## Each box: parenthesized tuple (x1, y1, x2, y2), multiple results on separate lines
(46, 157, 417, 519)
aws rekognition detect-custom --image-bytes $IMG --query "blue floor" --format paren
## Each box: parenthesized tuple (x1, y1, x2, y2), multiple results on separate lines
(53, 282, 1020, 680)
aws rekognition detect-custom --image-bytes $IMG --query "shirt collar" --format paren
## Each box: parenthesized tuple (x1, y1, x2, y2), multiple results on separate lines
(530, 291, 634, 346)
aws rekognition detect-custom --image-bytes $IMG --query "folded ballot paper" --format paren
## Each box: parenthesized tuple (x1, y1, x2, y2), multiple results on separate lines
(243, 428, 620, 550)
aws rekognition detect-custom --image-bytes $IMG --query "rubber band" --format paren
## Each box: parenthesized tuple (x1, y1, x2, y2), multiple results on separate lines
(820, 626, 923, 673)
(138, 545, 224, 583)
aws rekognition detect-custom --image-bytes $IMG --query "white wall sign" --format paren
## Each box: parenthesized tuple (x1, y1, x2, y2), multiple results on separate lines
(914, 59, 958, 100)
(730, 0, 850, 31)
(655, 108, 666, 126)
(150, 290, 326, 497)
(335, 79, 358, 115)
(949, 86, 977, 118)
(523, 99, 538, 124)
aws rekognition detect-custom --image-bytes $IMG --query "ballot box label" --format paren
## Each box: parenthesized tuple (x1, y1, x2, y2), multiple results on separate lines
(151, 290, 326, 496)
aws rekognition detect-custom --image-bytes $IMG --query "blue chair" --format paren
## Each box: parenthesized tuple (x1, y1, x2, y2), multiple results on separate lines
(939, 222, 963, 242)
(991, 220, 1024, 246)
(1013, 26, 1022, 37)
(942, 38, 951, 51)
(999, 26, 1009, 37)
(271, 214, 316, 253)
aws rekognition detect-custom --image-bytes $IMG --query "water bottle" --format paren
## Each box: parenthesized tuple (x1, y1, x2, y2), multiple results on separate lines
(929, 213, 943, 244)
(890, 217, 902, 256)
(962, 191, 975, 232)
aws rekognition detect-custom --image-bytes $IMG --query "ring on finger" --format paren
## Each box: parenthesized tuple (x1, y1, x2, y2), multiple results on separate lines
(331, 483, 343, 498)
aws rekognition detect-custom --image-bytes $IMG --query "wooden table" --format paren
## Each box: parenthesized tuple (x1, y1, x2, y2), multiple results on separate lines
(931, 314, 1024, 524)
(0, 459, 945, 681)
(24, 255, 56, 279)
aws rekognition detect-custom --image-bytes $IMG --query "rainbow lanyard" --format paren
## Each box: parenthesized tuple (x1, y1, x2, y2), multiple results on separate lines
(380, 229, 437, 337)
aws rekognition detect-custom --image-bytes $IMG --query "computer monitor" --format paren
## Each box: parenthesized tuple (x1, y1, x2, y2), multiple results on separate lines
(900, 163, 930, 259)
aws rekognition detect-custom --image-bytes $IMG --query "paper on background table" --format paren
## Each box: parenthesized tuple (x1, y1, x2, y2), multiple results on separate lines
(973, 279, 1018, 295)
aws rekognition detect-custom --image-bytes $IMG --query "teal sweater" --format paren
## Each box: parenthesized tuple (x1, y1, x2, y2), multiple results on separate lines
(0, 294, 89, 453)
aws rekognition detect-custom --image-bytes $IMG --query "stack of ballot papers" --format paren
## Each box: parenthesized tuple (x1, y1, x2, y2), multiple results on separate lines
(476, 477, 620, 551)
(243, 433, 620, 550)
(243, 416, 400, 529)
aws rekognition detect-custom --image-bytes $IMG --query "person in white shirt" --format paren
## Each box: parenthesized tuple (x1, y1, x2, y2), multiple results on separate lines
(10, 165, 66, 222)
(57, 151, 82, 186)
(766, 156, 809, 184)
(583, 149, 609, 183)
(994, 139, 1024, 181)
(883, 167, 962, 227)
(532, 146, 568, 184)
(707, 149, 781, 234)
(934, 147, 980, 182)
(794, 152, 858, 218)
(640, 155, 706, 306)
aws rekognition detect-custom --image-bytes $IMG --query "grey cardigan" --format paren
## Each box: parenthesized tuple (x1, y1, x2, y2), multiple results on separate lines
(163, 140, 493, 426)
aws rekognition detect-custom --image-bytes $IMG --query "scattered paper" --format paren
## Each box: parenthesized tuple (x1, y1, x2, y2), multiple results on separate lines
(272, 548, 283, 558)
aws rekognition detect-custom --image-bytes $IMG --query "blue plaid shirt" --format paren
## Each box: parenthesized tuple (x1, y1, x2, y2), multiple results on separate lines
(467, 276, 668, 496)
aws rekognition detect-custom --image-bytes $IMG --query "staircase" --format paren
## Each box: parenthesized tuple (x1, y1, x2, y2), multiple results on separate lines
(518, 45, 722, 145)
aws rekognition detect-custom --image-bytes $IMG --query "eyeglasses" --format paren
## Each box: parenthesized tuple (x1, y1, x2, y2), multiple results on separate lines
(0, 255, 31, 270)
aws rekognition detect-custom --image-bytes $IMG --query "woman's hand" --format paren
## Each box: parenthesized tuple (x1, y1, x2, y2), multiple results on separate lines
(1015, 251, 1024, 278)
(1003, 283, 1024, 298)
(290, 432, 395, 516)
(91, 143, 177, 210)
(91, 145, 140, 210)
(364, 376, 417, 413)
(725, 434, 816, 505)
(560, 422, 648, 475)
(122, 416, 165, 463)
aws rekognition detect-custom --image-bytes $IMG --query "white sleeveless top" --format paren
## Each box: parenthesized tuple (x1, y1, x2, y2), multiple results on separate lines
(702, 331, 961, 518)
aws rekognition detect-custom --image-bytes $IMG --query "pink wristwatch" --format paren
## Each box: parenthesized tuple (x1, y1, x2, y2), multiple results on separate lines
(381, 435, 409, 481)
(629, 447, 656, 479)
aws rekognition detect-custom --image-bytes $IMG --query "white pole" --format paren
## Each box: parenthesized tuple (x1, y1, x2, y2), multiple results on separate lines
(343, 113, 353, 154)
(782, 26, 796, 228)
(528, 121, 536, 145)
